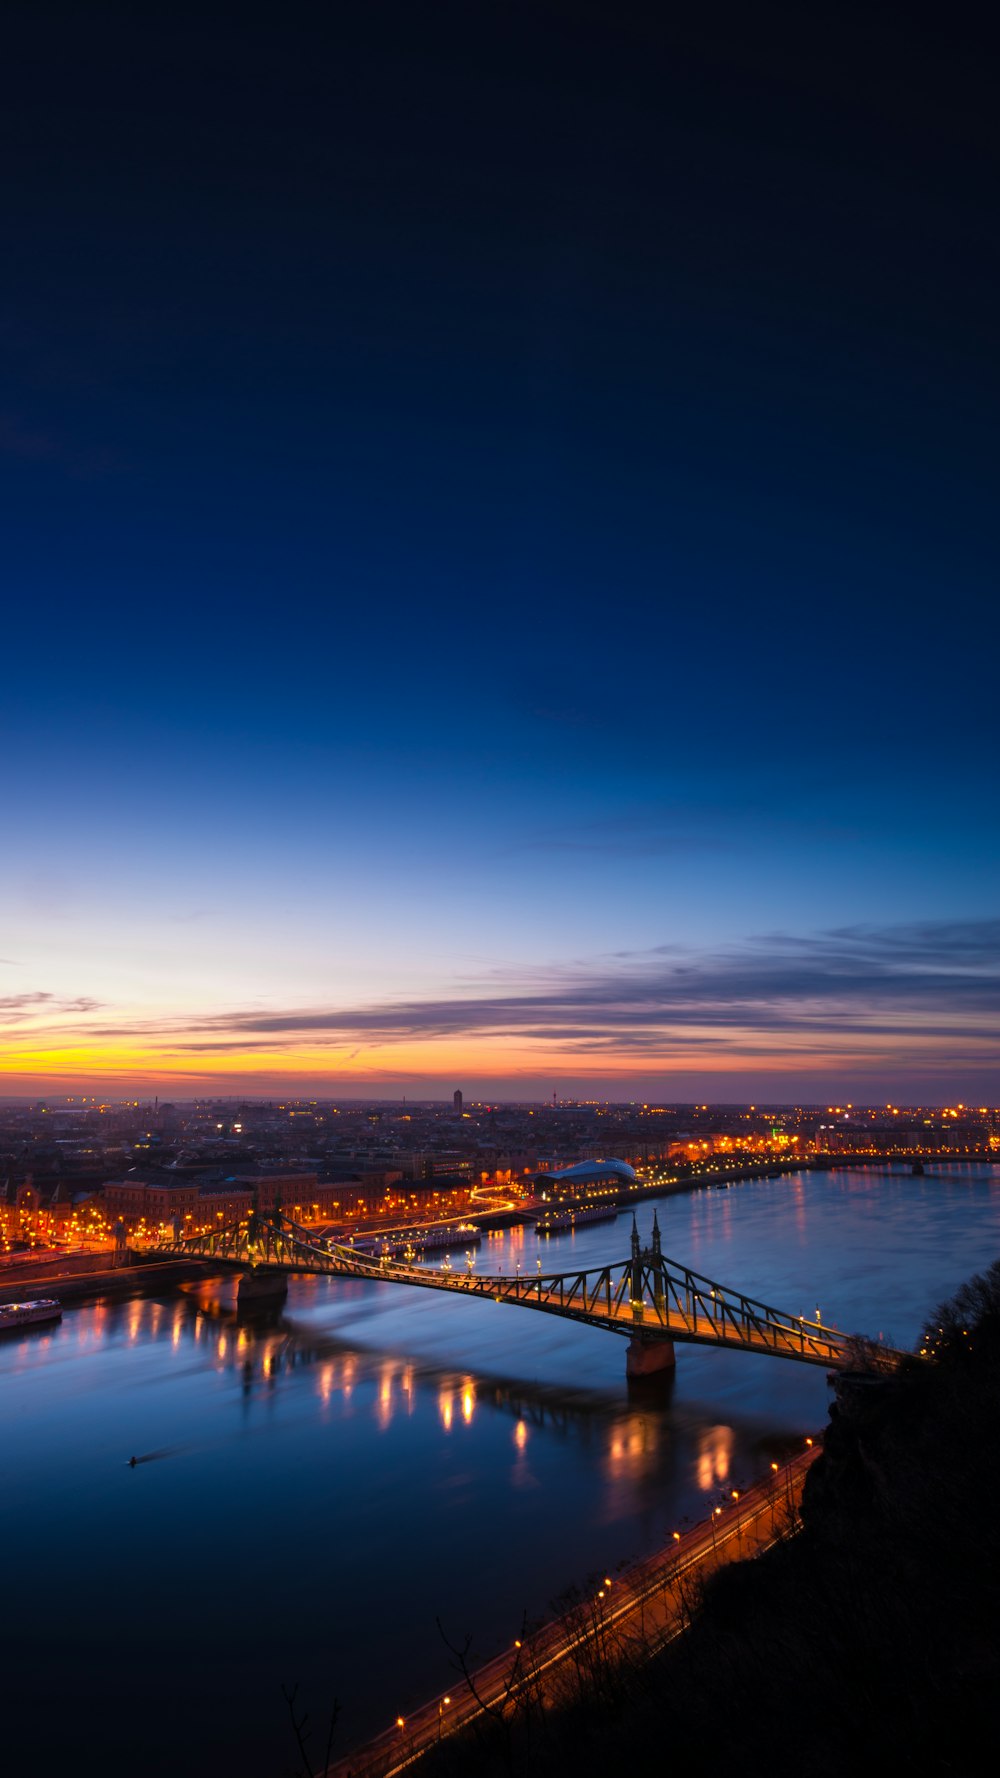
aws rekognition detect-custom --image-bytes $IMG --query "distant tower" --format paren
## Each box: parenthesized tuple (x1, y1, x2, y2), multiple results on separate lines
(453, 1089, 463, 1116)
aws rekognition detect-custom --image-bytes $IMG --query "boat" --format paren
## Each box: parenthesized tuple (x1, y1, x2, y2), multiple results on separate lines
(534, 1204, 619, 1234)
(350, 1224, 483, 1261)
(407, 1224, 481, 1256)
(0, 1298, 62, 1332)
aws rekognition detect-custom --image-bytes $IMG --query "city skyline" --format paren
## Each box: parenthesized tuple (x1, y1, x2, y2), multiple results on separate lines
(3, 7, 997, 1103)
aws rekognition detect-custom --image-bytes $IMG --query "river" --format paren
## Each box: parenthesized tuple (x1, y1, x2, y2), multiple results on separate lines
(2, 1163, 998, 1776)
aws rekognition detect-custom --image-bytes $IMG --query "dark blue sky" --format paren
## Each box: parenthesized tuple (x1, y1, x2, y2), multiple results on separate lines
(2, 3, 997, 1097)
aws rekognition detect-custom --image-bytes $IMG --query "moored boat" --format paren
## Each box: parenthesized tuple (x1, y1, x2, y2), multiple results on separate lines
(351, 1224, 483, 1261)
(534, 1204, 619, 1234)
(0, 1298, 62, 1332)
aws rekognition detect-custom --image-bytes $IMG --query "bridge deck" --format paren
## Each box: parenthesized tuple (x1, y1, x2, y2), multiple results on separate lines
(339, 1265, 847, 1366)
(155, 1213, 873, 1370)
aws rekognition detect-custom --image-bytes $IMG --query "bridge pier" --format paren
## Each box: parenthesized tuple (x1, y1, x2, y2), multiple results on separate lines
(626, 1334, 676, 1379)
(237, 1269, 288, 1308)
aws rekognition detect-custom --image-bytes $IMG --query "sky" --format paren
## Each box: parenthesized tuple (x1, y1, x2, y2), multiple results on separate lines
(1, 3, 998, 1101)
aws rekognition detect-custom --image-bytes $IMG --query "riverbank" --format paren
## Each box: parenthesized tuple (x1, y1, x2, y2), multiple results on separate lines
(0, 1255, 215, 1306)
(473, 1158, 803, 1231)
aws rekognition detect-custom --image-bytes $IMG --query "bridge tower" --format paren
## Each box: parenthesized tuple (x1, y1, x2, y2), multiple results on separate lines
(650, 1209, 666, 1314)
(238, 1189, 288, 1308)
(626, 1211, 675, 1382)
(630, 1213, 641, 1297)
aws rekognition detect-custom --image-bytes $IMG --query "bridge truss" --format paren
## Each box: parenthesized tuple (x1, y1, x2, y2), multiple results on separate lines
(156, 1209, 873, 1370)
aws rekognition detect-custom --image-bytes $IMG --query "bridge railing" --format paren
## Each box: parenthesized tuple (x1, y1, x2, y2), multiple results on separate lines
(156, 1215, 858, 1364)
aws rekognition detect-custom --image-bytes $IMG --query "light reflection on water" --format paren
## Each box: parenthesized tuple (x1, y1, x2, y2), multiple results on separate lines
(696, 1424, 734, 1489)
(1, 1165, 999, 1778)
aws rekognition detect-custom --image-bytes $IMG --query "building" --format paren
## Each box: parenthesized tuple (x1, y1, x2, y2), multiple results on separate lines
(453, 1089, 463, 1115)
(532, 1158, 636, 1198)
(103, 1177, 201, 1227)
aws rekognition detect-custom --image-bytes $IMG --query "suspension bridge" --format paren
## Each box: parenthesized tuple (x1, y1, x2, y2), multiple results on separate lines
(155, 1208, 889, 1377)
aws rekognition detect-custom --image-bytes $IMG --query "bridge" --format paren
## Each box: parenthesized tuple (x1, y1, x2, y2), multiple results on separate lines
(155, 1208, 884, 1377)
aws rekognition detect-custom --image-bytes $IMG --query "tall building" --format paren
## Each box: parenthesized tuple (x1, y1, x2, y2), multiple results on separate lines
(453, 1089, 463, 1115)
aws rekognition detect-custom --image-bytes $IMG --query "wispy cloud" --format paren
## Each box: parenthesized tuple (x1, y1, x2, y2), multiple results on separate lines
(0, 992, 103, 1026)
(75, 917, 1000, 1072)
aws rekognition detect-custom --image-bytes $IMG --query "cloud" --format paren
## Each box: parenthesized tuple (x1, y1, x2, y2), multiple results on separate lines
(5, 921, 995, 1095)
(79, 916, 1000, 1071)
(0, 992, 103, 1028)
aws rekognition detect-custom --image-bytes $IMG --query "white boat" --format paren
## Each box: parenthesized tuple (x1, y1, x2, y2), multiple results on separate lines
(534, 1204, 619, 1234)
(0, 1298, 62, 1331)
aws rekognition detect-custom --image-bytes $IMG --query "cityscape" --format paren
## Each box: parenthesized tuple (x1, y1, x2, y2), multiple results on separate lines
(2, 1095, 999, 1255)
(3, 4, 999, 1778)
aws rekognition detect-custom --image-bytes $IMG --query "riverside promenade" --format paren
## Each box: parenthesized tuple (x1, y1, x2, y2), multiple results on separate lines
(328, 1440, 822, 1778)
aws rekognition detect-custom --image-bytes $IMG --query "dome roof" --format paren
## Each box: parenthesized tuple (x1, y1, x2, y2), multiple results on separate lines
(549, 1158, 635, 1183)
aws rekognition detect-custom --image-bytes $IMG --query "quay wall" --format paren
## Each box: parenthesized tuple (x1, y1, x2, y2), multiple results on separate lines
(0, 1257, 217, 1307)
